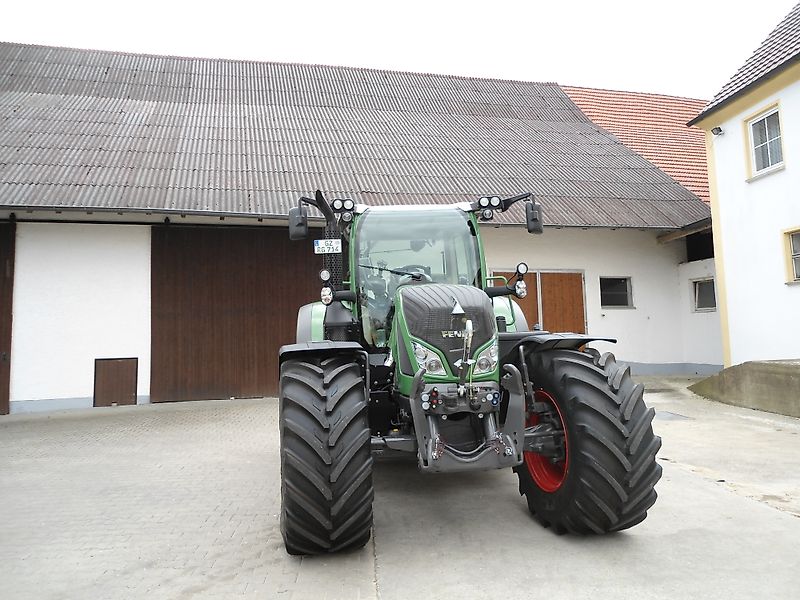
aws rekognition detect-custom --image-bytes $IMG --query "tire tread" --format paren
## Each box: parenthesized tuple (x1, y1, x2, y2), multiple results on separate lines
(280, 356, 373, 555)
(514, 348, 662, 534)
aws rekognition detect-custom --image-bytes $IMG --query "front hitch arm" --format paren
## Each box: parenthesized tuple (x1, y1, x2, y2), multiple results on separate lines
(501, 363, 526, 463)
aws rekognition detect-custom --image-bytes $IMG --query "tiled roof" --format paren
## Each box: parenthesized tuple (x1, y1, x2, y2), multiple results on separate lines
(563, 86, 709, 202)
(0, 43, 710, 229)
(690, 2, 800, 125)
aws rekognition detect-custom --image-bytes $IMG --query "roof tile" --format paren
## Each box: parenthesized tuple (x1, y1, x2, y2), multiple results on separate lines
(563, 86, 709, 202)
(691, 2, 800, 123)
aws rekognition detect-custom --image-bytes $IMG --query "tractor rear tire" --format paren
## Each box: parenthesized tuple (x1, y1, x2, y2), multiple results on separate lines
(279, 356, 373, 554)
(514, 348, 662, 534)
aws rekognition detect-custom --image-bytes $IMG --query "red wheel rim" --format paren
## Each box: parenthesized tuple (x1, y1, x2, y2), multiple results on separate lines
(524, 389, 568, 492)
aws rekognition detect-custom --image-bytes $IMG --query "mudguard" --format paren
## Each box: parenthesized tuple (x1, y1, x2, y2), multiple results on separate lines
(279, 341, 366, 365)
(295, 302, 326, 343)
(498, 331, 616, 364)
(491, 297, 529, 332)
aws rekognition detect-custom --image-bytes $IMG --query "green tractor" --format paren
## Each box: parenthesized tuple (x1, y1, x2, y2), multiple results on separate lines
(279, 190, 661, 555)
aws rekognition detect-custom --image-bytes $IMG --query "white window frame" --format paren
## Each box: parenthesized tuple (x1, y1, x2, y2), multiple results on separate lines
(789, 230, 800, 282)
(599, 276, 634, 309)
(748, 107, 784, 176)
(691, 278, 716, 312)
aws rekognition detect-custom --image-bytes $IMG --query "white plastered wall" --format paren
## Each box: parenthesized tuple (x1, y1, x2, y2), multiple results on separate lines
(677, 258, 723, 366)
(710, 79, 800, 364)
(482, 226, 722, 371)
(10, 223, 151, 408)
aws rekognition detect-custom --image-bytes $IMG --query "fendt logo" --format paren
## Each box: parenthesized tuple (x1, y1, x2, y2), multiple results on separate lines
(442, 314, 477, 339)
(441, 330, 467, 338)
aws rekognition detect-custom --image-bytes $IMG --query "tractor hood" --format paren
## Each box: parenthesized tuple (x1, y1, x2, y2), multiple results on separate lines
(397, 284, 496, 373)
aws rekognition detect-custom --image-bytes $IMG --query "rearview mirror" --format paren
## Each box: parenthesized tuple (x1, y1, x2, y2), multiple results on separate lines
(526, 201, 543, 234)
(288, 205, 308, 240)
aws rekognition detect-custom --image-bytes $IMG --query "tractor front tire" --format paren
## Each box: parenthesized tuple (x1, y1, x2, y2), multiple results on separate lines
(279, 356, 373, 554)
(514, 348, 662, 534)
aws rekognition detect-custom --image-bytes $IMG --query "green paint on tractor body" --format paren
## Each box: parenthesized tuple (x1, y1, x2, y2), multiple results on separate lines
(278, 191, 661, 555)
(303, 205, 511, 393)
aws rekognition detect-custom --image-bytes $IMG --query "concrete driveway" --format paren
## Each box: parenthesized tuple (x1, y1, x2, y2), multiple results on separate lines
(1, 379, 799, 599)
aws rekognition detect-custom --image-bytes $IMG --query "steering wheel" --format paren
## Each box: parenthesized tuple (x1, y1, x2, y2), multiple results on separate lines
(389, 265, 432, 295)
(398, 264, 433, 282)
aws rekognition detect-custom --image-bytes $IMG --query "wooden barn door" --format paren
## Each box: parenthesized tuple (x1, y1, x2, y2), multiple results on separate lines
(492, 269, 585, 334)
(150, 226, 320, 402)
(0, 222, 14, 415)
(540, 272, 586, 334)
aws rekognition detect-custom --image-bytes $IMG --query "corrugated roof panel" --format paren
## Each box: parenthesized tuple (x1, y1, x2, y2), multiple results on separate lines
(0, 42, 709, 227)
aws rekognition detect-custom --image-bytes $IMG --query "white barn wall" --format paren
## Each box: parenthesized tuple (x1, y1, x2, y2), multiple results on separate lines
(10, 223, 151, 411)
(6, 221, 720, 413)
(710, 79, 800, 364)
(677, 258, 723, 367)
(483, 227, 722, 372)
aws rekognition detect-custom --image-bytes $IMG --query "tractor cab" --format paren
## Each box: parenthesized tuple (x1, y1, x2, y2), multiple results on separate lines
(354, 206, 482, 347)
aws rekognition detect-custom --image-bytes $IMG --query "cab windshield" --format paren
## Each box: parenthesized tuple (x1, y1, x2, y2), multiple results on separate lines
(355, 208, 481, 346)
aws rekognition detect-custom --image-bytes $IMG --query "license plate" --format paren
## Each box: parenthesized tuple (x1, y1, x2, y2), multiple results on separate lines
(313, 239, 342, 254)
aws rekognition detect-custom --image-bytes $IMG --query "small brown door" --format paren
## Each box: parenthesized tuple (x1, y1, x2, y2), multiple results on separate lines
(540, 272, 586, 333)
(495, 271, 539, 328)
(0, 222, 14, 415)
(94, 358, 138, 407)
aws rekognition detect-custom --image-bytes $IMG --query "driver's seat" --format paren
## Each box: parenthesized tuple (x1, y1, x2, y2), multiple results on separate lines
(365, 273, 388, 300)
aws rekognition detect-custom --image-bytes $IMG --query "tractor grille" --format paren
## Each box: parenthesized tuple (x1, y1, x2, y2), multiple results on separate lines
(323, 221, 344, 289)
(399, 284, 495, 372)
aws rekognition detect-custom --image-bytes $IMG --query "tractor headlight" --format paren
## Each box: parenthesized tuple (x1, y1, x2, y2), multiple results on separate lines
(320, 286, 333, 305)
(426, 358, 444, 374)
(473, 341, 498, 374)
(514, 280, 527, 298)
(411, 342, 446, 375)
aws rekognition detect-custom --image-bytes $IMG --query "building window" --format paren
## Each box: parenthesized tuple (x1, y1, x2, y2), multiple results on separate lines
(790, 230, 800, 282)
(693, 279, 716, 311)
(600, 277, 633, 308)
(749, 109, 783, 174)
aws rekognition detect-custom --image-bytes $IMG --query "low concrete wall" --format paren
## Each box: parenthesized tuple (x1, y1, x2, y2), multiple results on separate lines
(689, 360, 800, 418)
(624, 362, 722, 377)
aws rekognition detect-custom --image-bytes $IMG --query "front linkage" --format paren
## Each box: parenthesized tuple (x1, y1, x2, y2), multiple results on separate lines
(407, 362, 526, 472)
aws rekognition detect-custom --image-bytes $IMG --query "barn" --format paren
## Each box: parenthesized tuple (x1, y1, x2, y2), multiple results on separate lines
(0, 43, 713, 414)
